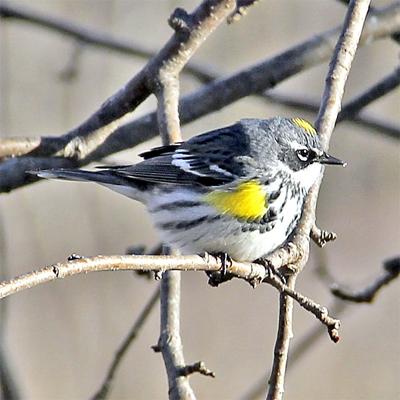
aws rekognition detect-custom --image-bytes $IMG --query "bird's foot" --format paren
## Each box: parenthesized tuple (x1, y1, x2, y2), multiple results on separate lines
(204, 252, 234, 287)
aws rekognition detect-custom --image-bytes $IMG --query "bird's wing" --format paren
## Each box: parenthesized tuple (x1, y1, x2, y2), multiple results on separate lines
(101, 123, 252, 186)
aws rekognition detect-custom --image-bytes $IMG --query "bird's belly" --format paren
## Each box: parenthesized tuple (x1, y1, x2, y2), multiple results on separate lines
(148, 187, 303, 262)
(151, 203, 301, 263)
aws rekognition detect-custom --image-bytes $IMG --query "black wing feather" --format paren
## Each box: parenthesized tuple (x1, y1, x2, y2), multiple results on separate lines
(98, 122, 252, 187)
(139, 143, 182, 159)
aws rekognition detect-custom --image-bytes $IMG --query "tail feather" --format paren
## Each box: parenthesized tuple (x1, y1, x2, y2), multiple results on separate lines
(28, 168, 146, 201)
(30, 169, 124, 185)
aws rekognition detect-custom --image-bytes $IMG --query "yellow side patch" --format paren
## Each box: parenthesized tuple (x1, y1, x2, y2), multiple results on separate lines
(291, 118, 317, 136)
(204, 180, 267, 220)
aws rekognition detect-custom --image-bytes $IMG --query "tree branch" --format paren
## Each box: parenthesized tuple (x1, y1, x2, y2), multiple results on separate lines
(266, 276, 295, 400)
(1, 3, 398, 192)
(91, 286, 160, 400)
(0, 253, 340, 340)
(266, 1, 371, 399)
(159, 270, 196, 400)
(149, 2, 236, 399)
(331, 256, 400, 302)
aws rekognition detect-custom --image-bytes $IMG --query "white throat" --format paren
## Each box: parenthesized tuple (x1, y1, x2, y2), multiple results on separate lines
(279, 162, 323, 191)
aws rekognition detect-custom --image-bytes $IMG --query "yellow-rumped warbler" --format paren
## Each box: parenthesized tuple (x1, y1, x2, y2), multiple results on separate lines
(33, 117, 345, 262)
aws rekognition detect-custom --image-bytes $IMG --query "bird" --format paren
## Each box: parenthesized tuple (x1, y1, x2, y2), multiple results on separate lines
(31, 117, 345, 263)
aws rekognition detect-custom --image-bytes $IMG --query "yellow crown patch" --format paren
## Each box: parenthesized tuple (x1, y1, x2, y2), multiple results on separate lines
(204, 180, 267, 220)
(291, 118, 317, 136)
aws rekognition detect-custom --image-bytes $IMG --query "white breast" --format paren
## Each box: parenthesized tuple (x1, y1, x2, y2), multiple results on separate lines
(147, 185, 304, 262)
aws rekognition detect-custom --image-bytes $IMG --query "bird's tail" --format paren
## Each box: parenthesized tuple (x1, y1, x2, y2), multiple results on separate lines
(32, 168, 121, 184)
(29, 168, 146, 201)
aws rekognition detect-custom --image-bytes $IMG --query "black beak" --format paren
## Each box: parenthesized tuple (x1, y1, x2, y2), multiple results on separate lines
(318, 152, 346, 166)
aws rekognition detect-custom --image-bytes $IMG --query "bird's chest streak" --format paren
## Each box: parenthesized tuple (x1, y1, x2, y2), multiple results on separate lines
(203, 180, 304, 237)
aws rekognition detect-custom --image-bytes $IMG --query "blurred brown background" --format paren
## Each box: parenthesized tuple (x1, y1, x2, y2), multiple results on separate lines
(1, 0, 399, 399)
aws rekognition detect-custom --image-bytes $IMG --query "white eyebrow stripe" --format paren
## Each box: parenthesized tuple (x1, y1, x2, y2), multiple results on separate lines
(289, 141, 308, 151)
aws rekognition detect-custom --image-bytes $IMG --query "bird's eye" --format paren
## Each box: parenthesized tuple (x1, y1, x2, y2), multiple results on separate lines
(296, 149, 310, 162)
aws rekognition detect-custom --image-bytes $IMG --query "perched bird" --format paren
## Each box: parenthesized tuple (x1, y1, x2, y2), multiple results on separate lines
(32, 117, 345, 262)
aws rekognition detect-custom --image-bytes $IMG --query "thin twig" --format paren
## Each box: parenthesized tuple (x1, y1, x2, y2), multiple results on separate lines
(331, 256, 400, 302)
(1, 3, 398, 192)
(0, 253, 339, 336)
(266, 1, 371, 399)
(159, 271, 196, 400)
(266, 275, 340, 342)
(266, 275, 295, 400)
(310, 224, 337, 248)
(227, 0, 261, 24)
(90, 286, 160, 400)
(179, 361, 216, 378)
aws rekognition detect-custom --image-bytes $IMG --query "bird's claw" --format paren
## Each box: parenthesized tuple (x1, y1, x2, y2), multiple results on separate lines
(204, 252, 233, 287)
